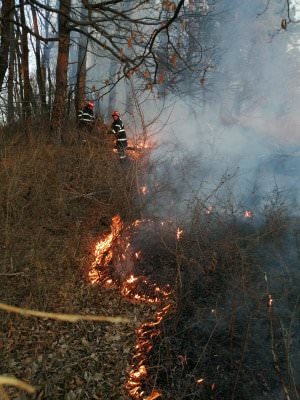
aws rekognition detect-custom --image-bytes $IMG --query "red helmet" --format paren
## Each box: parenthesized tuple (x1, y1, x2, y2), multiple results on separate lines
(87, 101, 94, 109)
(112, 111, 120, 117)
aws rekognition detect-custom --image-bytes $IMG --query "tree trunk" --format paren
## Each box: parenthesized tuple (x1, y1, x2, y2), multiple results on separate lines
(75, 7, 88, 114)
(7, 1, 16, 123)
(108, 59, 117, 115)
(41, 2, 53, 116)
(0, 0, 12, 92)
(31, 4, 47, 114)
(15, 31, 24, 120)
(19, 0, 32, 121)
(50, 0, 71, 142)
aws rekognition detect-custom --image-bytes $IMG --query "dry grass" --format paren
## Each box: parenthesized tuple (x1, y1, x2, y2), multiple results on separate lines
(1, 125, 299, 400)
(141, 196, 300, 400)
(0, 126, 147, 399)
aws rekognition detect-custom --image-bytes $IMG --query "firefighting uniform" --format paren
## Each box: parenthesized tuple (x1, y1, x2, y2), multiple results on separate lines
(111, 118, 128, 159)
(78, 106, 95, 126)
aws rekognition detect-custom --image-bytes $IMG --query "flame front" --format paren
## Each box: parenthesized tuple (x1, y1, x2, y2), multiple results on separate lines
(126, 302, 172, 399)
(89, 214, 123, 285)
(126, 137, 155, 160)
(90, 215, 173, 399)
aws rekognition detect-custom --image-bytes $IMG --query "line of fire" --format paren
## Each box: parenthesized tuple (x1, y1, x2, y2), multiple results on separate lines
(83, 119, 300, 400)
(87, 156, 298, 400)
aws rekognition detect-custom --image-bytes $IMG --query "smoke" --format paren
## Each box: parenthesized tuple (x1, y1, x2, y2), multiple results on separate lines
(136, 3, 300, 398)
(139, 0, 300, 217)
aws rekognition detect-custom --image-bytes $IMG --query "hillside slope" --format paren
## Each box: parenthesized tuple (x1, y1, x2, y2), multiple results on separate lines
(0, 131, 149, 399)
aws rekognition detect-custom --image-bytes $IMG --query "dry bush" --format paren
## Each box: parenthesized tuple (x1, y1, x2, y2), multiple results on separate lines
(131, 193, 300, 400)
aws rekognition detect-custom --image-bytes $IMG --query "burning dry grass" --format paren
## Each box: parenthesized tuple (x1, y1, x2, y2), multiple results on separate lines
(139, 203, 300, 400)
(86, 195, 299, 400)
(84, 203, 296, 400)
(0, 126, 299, 400)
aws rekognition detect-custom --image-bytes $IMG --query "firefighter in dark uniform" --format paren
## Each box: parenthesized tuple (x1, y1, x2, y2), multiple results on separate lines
(78, 101, 95, 130)
(111, 111, 128, 160)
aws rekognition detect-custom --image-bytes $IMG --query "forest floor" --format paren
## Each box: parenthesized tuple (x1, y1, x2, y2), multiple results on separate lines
(1, 125, 299, 400)
(0, 127, 152, 400)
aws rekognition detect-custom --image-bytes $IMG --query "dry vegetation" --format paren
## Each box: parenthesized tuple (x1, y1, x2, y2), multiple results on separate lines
(0, 124, 151, 399)
(141, 197, 300, 400)
(0, 123, 299, 400)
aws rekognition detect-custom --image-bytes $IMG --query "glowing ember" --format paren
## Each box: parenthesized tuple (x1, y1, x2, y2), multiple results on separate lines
(268, 294, 273, 308)
(244, 210, 253, 218)
(127, 138, 154, 151)
(206, 206, 213, 214)
(126, 137, 155, 160)
(140, 186, 148, 195)
(176, 227, 183, 240)
(145, 390, 162, 400)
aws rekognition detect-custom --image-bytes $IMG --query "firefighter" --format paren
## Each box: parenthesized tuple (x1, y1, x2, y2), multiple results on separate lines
(111, 111, 128, 160)
(78, 101, 95, 129)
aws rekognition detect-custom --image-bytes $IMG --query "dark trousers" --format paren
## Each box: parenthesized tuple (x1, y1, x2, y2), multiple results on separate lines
(116, 139, 128, 159)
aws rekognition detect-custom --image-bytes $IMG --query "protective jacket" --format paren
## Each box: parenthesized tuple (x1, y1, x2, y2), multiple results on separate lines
(78, 106, 95, 125)
(111, 117, 127, 159)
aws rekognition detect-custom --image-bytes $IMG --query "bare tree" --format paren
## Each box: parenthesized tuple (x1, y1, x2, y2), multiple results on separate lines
(7, 0, 16, 123)
(31, 4, 47, 114)
(19, 0, 33, 121)
(0, 0, 13, 92)
(1, 0, 212, 134)
(74, 4, 88, 114)
(50, 0, 71, 140)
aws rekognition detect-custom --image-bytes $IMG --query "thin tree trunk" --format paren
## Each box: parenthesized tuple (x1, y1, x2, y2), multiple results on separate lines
(0, 0, 12, 92)
(7, 1, 16, 123)
(47, 65, 53, 110)
(15, 32, 24, 119)
(31, 4, 47, 114)
(19, 0, 32, 121)
(75, 7, 88, 114)
(50, 0, 71, 142)
(108, 60, 117, 114)
(41, 2, 53, 116)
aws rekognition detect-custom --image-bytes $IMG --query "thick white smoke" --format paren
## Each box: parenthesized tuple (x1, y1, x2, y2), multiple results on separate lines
(146, 0, 300, 212)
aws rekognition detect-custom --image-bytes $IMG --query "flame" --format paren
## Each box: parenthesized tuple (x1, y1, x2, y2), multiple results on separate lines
(244, 210, 253, 218)
(145, 390, 162, 400)
(176, 227, 183, 240)
(88, 214, 122, 285)
(268, 294, 273, 308)
(90, 215, 172, 399)
(126, 137, 155, 160)
(126, 304, 171, 399)
(127, 138, 154, 151)
(206, 206, 213, 214)
(140, 186, 148, 195)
